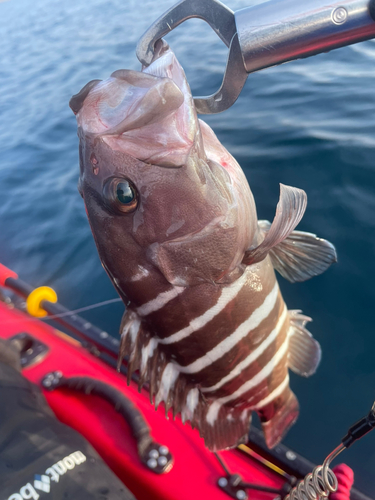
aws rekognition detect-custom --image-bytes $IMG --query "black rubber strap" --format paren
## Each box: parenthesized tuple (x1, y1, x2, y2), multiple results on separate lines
(53, 376, 152, 454)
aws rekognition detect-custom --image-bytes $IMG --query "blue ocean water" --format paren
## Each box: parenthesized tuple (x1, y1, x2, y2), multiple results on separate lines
(1, 0, 375, 494)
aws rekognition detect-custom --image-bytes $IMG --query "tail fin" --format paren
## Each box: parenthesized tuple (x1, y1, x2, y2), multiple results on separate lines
(257, 387, 299, 449)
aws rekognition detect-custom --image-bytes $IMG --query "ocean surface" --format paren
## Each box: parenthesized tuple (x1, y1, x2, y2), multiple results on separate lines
(1, 0, 375, 494)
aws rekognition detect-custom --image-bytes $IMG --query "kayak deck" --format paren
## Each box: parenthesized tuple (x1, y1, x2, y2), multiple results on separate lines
(0, 300, 286, 500)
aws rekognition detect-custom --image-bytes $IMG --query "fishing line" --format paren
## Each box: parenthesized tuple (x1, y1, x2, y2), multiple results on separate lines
(41, 297, 123, 320)
(0, 297, 122, 324)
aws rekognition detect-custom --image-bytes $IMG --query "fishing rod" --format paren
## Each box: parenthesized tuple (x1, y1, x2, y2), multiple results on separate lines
(137, 0, 375, 114)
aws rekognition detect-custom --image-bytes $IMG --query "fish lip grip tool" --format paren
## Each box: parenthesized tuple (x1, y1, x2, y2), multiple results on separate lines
(136, 0, 247, 115)
(137, 0, 375, 114)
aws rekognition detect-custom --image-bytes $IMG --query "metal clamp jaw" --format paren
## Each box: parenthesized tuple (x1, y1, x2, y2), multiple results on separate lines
(136, 0, 247, 114)
(137, 0, 375, 114)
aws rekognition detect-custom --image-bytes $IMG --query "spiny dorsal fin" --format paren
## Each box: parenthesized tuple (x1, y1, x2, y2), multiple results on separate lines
(287, 310, 321, 377)
(258, 221, 337, 282)
(242, 184, 307, 266)
(117, 309, 141, 372)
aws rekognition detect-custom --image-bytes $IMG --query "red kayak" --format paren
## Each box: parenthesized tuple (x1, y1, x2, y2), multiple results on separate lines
(0, 263, 367, 500)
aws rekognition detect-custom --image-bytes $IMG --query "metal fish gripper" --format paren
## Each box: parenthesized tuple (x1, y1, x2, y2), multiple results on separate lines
(137, 0, 375, 114)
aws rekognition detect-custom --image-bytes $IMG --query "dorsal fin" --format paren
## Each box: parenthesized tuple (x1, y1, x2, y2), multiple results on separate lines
(243, 184, 307, 266)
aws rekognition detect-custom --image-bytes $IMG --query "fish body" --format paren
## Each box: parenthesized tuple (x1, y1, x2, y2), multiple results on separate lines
(71, 41, 336, 451)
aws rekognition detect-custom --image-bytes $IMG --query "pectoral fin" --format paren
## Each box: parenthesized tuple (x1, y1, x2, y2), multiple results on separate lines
(243, 184, 307, 266)
(257, 221, 337, 283)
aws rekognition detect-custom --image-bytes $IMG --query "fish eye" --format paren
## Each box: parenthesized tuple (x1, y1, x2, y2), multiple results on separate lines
(103, 177, 138, 214)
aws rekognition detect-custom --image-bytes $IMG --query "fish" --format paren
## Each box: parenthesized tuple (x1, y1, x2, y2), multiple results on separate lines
(70, 40, 337, 451)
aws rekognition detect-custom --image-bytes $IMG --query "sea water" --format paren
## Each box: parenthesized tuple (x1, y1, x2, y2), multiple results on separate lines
(1, 0, 375, 494)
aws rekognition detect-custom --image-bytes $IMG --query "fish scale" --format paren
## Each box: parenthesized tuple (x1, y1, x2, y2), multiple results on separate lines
(70, 40, 337, 451)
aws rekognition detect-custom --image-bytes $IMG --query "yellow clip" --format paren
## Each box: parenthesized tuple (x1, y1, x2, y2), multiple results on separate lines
(26, 286, 58, 318)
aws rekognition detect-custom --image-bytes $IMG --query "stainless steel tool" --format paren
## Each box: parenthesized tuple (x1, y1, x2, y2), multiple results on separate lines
(136, 0, 375, 114)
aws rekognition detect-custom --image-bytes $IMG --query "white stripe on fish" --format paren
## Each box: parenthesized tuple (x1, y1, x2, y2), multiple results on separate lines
(177, 282, 279, 375)
(131, 266, 150, 282)
(120, 315, 141, 344)
(181, 388, 199, 423)
(158, 270, 248, 345)
(130, 318, 141, 343)
(155, 362, 179, 407)
(202, 305, 288, 393)
(140, 338, 158, 373)
(253, 373, 290, 410)
(206, 329, 289, 425)
(136, 286, 185, 316)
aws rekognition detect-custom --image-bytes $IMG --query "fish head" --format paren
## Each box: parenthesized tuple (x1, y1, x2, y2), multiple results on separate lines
(71, 42, 257, 302)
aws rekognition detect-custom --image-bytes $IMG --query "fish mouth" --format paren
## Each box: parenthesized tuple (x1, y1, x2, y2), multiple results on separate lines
(72, 41, 203, 168)
(69, 79, 102, 116)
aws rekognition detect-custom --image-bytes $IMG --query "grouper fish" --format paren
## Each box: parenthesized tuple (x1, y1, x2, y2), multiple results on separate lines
(70, 41, 337, 451)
